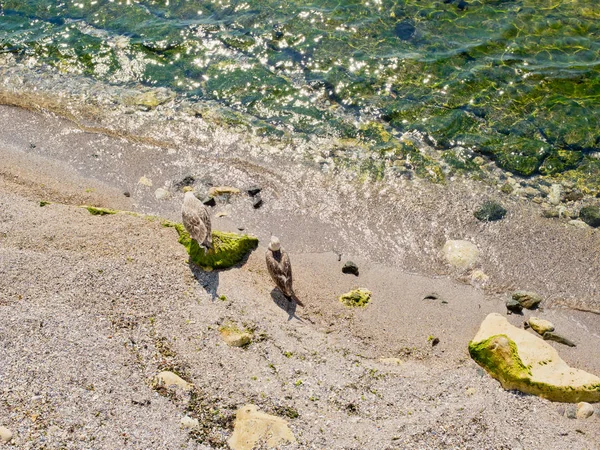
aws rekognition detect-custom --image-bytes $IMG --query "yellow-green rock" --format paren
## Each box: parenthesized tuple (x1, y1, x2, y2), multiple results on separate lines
(340, 288, 372, 308)
(219, 323, 252, 347)
(528, 317, 555, 336)
(469, 313, 600, 403)
(228, 404, 296, 450)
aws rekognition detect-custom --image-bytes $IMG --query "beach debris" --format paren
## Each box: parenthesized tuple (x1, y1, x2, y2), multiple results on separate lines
(576, 402, 595, 419)
(340, 288, 371, 308)
(543, 331, 576, 347)
(180, 415, 199, 429)
(247, 185, 261, 196)
(430, 336, 440, 347)
(138, 176, 153, 187)
(548, 184, 562, 205)
(174, 175, 195, 191)
(0, 426, 13, 444)
(266, 236, 302, 305)
(527, 317, 555, 336)
(469, 313, 600, 402)
(474, 200, 507, 222)
(505, 299, 523, 314)
(209, 186, 240, 196)
(228, 404, 296, 450)
(154, 188, 170, 200)
(342, 261, 359, 276)
(423, 293, 439, 300)
(153, 371, 193, 392)
(165, 220, 258, 270)
(252, 193, 263, 209)
(579, 205, 600, 227)
(512, 290, 542, 310)
(441, 239, 479, 270)
(182, 191, 213, 253)
(219, 323, 252, 347)
(216, 211, 228, 218)
(39, 201, 50, 207)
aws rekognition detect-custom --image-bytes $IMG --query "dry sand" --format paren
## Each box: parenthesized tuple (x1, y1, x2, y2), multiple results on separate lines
(1, 105, 599, 449)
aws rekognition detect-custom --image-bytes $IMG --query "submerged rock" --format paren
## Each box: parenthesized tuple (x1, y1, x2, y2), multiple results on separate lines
(342, 261, 359, 276)
(543, 331, 576, 347)
(395, 20, 415, 40)
(228, 404, 296, 450)
(512, 290, 542, 309)
(528, 317, 555, 335)
(340, 288, 371, 308)
(469, 313, 600, 402)
(579, 205, 600, 228)
(165, 222, 258, 270)
(442, 240, 479, 270)
(474, 201, 507, 222)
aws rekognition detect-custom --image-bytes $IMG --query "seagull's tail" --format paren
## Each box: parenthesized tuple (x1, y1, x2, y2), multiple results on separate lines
(290, 292, 304, 307)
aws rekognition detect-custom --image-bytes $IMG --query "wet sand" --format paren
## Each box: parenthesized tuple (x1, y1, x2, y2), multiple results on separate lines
(1, 105, 599, 449)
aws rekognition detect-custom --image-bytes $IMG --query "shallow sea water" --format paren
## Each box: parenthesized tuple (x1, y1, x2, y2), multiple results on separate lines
(2, 0, 600, 184)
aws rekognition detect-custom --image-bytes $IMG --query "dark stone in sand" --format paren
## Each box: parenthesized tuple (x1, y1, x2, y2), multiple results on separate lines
(566, 406, 577, 419)
(579, 205, 600, 228)
(423, 293, 439, 300)
(395, 20, 415, 40)
(342, 261, 359, 276)
(431, 337, 440, 347)
(252, 194, 263, 209)
(201, 196, 216, 207)
(512, 290, 542, 309)
(123, 191, 131, 197)
(543, 331, 576, 347)
(506, 299, 523, 314)
(563, 190, 584, 202)
(174, 175, 195, 190)
(247, 185, 262, 196)
(474, 201, 507, 222)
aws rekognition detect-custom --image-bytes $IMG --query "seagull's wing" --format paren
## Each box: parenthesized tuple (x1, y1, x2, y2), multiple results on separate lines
(280, 250, 294, 295)
(182, 200, 209, 244)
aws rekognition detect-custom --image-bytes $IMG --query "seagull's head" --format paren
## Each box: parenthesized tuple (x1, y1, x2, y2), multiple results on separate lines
(268, 236, 281, 252)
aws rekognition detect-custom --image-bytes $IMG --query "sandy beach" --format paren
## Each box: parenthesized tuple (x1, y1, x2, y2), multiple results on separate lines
(1, 104, 600, 449)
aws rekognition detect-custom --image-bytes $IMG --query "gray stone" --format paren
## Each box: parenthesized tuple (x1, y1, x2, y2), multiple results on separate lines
(154, 188, 170, 200)
(543, 331, 576, 347)
(512, 291, 542, 309)
(506, 299, 523, 314)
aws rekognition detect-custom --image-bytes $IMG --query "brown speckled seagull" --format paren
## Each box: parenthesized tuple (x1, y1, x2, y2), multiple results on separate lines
(266, 236, 303, 306)
(182, 191, 213, 253)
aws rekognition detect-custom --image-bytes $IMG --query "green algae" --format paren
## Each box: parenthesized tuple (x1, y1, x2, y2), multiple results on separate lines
(39, 201, 50, 207)
(85, 206, 118, 216)
(163, 221, 258, 270)
(340, 288, 372, 308)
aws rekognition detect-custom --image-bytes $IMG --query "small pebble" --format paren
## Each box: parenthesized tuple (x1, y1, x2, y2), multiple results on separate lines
(0, 426, 13, 443)
(247, 185, 262, 196)
(342, 261, 359, 276)
(576, 402, 594, 419)
(123, 191, 131, 197)
(252, 194, 263, 209)
(506, 298, 523, 314)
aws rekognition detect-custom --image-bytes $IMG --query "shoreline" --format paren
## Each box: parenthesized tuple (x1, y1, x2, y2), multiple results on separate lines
(1, 104, 599, 448)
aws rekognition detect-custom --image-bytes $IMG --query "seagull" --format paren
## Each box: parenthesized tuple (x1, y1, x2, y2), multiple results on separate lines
(182, 191, 213, 253)
(266, 236, 303, 306)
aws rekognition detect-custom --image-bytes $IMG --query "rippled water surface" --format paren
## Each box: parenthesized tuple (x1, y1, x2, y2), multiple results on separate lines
(2, 0, 600, 181)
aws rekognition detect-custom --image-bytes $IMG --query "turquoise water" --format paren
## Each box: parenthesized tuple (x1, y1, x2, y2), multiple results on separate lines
(1, 0, 600, 183)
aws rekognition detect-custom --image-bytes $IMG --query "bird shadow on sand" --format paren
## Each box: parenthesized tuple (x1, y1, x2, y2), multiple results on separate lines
(270, 289, 304, 322)
(187, 261, 220, 301)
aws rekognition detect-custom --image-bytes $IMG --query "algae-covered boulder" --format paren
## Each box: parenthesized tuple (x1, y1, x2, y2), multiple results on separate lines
(474, 200, 507, 222)
(340, 288, 372, 308)
(165, 222, 258, 270)
(469, 313, 600, 403)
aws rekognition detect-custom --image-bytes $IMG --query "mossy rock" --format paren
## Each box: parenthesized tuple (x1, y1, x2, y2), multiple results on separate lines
(164, 221, 258, 270)
(474, 200, 507, 222)
(469, 313, 600, 403)
(340, 288, 372, 308)
(219, 323, 252, 347)
(484, 137, 548, 177)
(539, 149, 583, 176)
(579, 205, 600, 228)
